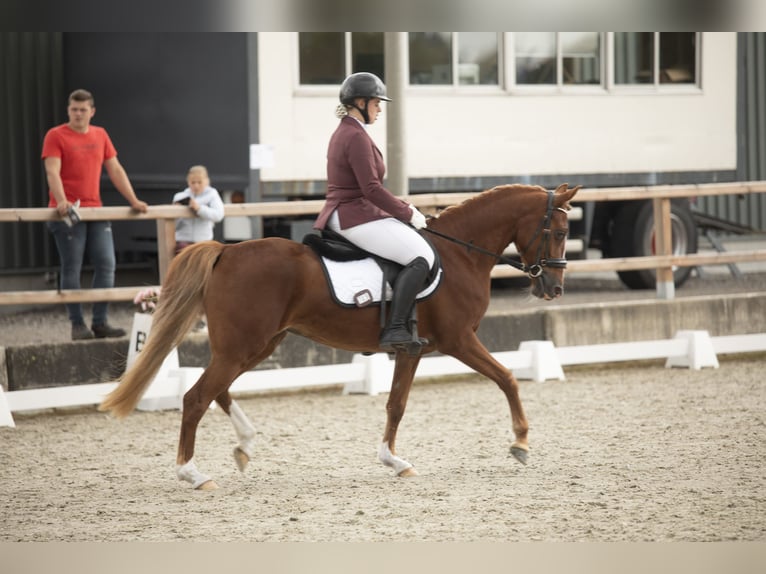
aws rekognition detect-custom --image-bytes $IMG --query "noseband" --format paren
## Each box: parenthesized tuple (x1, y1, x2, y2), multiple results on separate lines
(422, 190, 567, 278)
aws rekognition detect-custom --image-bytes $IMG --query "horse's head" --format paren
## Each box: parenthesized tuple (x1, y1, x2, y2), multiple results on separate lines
(518, 183, 581, 300)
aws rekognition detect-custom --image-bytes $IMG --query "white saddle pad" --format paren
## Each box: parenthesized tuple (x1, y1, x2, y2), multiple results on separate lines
(321, 256, 442, 307)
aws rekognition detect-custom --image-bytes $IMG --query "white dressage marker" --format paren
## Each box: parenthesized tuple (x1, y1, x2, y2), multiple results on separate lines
(0, 387, 15, 428)
(665, 330, 720, 370)
(515, 340, 566, 382)
(128, 312, 182, 411)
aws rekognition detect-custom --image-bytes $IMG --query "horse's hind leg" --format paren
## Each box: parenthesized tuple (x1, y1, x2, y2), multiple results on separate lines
(214, 390, 256, 473)
(176, 358, 243, 490)
(181, 332, 288, 487)
(378, 352, 421, 477)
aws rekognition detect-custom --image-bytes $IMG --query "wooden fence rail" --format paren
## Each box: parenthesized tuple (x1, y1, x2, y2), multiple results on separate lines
(2, 181, 765, 305)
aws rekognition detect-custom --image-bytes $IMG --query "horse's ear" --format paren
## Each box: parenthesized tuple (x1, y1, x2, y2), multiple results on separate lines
(554, 183, 581, 209)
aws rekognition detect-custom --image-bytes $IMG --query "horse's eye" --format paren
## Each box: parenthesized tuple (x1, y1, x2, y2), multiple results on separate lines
(555, 230, 567, 241)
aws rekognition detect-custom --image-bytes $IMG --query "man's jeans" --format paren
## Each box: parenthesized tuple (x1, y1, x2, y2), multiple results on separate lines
(47, 220, 116, 327)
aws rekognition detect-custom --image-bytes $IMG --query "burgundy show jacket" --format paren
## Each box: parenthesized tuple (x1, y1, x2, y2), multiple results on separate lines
(314, 116, 412, 230)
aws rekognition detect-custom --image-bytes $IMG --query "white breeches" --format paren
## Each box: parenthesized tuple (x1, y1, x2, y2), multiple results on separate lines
(328, 211, 435, 269)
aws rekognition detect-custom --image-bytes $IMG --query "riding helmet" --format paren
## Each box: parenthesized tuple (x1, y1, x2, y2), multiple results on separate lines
(339, 72, 391, 104)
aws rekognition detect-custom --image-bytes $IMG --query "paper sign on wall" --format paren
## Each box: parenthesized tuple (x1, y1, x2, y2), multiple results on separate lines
(249, 144, 275, 169)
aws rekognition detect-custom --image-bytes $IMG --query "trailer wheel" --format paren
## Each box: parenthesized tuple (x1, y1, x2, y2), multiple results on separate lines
(608, 200, 698, 290)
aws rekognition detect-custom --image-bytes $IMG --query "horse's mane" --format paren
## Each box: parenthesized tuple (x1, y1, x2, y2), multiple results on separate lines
(432, 183, 548, 229)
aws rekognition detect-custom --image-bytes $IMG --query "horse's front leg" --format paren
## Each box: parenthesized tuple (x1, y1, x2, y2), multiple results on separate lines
(379, 352, 422, 477)
(447, 332, 530, 464)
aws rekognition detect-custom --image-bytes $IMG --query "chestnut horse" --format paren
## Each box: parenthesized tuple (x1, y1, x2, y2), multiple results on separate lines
(100, 183, 580, 489)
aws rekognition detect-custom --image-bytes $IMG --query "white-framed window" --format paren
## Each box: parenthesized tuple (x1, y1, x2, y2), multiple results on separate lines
(408, 32, 501, 86)
(612, 32, 699, 87)
(298, 32, 384, 85)
(513, 32, 603, 87)
(296, 32, 700, 92)
(297, 32, 501, 88)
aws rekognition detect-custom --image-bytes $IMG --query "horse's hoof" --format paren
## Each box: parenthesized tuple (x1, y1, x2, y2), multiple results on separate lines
(510, 446, 529, 465)
(233, 447, 250, 472)
(398, 467, 419, 477)
(196, 480, 219, 491)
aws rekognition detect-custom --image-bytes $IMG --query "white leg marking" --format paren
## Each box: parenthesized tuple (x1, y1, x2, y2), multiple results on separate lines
(229, 400, 256, 458)
(176, 459, 212, 489)
(378, 441, 413, 475)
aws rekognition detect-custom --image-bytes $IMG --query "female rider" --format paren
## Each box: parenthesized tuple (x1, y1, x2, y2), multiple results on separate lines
(313, 72, 435, 352)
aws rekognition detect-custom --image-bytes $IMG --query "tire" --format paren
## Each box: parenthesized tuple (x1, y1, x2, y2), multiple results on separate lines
(608, 200, 698, 290)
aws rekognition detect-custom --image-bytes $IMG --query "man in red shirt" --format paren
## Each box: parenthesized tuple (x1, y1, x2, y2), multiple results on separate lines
(42, 89, 149, 340)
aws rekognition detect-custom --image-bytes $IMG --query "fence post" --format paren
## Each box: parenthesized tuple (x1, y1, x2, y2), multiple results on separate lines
(653, 197, 675, 300)
(156, 218, 176, 283)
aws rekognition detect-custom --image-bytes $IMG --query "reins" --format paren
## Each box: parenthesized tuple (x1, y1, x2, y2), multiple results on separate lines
(422, 225, 528, 272)
(421, 190, 567, 279)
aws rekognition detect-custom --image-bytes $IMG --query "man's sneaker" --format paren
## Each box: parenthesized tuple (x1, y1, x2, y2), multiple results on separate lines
(92, 323, 126, 339)
(72, 323, 94, 341)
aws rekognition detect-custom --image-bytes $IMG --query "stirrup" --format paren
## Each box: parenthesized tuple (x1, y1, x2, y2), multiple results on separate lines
(380, 328, 428, 356)
(381, 338, 428, 356)
(380, 300, 428, 356)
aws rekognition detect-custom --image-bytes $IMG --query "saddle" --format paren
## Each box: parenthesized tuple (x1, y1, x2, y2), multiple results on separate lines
(302, 229, 442, 354)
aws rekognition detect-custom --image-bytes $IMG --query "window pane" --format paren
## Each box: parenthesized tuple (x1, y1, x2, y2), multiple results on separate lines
(659, 32, 696, 84)
(561, 32, 601, 85)
(409, 32, 452, 85)
(299, 33, 344, 85)
(515, 33, 556, 84)
(614, 32, 654, 84)
(457, 32, 498, 85)
(351, 32, 385, 81)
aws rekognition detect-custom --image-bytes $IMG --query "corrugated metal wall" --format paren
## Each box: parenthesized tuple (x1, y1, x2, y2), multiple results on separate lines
(0, 32, 64, 272)
(697, 32, 766, 232)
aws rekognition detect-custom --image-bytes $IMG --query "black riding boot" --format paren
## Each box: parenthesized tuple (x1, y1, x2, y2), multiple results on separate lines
(379, 257, 430, 352)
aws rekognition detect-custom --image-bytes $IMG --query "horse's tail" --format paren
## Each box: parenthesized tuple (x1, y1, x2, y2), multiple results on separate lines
(99, 241, 225, 418)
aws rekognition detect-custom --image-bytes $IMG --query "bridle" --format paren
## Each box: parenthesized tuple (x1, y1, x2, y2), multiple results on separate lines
(422, 190, 568, 279)
(515, 190, 568, 277)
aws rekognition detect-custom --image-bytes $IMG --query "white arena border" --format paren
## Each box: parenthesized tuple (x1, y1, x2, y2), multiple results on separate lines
(2, 330, 765, 428)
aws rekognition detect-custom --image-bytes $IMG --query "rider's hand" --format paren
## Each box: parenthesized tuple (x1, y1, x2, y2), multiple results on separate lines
(409, 205, 427, 229)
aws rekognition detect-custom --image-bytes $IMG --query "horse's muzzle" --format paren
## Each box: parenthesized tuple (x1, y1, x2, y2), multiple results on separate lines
(531, 273, 564, 300)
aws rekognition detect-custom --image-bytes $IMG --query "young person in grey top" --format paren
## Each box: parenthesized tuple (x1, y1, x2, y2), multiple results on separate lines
(172, 165, 225, 255)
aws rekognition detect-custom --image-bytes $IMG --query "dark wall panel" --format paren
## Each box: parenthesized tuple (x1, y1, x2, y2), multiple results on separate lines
(63, 33, 250, 194)
(0, 32, 63, 272)
(61, 33, 250, 265)
(1, 33, 251, 274)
